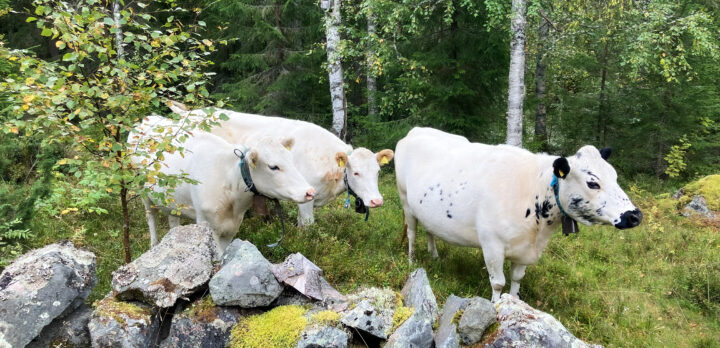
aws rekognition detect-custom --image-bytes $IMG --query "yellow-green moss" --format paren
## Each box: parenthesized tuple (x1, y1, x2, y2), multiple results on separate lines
(229, 305, 308, 348)
(93, 297, 153, 325)
(682, 175, 720, 211)
(391, 306, 414, 332)
(310, 310, 341, 326)
(451, 309, 464, 325)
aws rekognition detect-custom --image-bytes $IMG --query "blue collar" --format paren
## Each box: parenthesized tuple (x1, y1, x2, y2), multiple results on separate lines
(550, 174, 568, 217)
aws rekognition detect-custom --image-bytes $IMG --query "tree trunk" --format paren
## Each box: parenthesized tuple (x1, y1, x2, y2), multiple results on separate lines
(505, 0, 527, 147)
(366, 12, 377, 118)
(533, 16, 549, 152)
(114, 0, 130, 263)
(597, 41, 609, 145)
(323, 0, 347, 139)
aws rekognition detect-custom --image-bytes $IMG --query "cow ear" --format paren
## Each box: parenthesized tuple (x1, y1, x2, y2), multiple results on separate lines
(376, 149, 394, 166)
(248, 150, 259, 169)
(599, 147, 612, 160)
(335, 152, 348, 168)
(553, 157, 571, 179)
(281, 137, 295, 151)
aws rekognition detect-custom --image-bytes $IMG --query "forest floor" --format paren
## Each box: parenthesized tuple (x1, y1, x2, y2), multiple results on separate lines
(23, 172, 720, 347)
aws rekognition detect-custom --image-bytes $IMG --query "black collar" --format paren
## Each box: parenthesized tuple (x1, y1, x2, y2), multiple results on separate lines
(344, 172, 369, 221)
(234, 148, 260, 196)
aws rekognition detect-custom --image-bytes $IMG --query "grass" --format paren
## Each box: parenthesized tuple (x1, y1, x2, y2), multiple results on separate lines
(19, 170, 720, 347)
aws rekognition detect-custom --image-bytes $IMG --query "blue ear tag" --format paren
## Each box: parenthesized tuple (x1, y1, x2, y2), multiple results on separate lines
(344, 195, 351, 208)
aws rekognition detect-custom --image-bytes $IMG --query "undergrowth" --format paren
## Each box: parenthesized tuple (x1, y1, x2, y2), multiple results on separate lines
(16, 172, 720, 347)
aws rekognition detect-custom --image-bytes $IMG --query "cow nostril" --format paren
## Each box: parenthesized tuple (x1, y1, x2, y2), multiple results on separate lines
(630, 210, 642, 226)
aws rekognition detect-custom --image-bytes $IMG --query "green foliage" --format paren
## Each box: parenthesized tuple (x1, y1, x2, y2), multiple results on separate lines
(0, 217, 32, 266)
(664, 135, 692, 178)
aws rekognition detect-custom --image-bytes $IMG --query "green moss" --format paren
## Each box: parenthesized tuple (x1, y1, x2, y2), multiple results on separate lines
(186, 296, 219, 323)
(310, 310, 341, 326)
(391, 306, 414, 332)
(93, 297, 153, 325)
(451, 309, 464, 325)
(229, 305, 308, 348)
(682, 175, 720, 211)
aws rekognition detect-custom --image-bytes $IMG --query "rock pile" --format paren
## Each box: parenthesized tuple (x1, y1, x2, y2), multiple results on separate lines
(0, 224, 604, 348)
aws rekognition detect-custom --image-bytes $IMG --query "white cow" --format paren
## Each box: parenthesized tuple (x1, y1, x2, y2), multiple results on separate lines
(129, 115, 316, 251)
(168, 103, 394, 226)
(395, 127, 642, 301)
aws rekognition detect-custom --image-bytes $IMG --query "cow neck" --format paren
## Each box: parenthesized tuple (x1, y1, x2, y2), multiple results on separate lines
(343, 171, 369, 221)
(548, 170, 579, 236)
(234, 148, 260, 196)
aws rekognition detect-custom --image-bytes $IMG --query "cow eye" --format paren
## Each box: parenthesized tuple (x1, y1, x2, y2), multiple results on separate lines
(587, 181, 600, 190)
(269, 165, 280, 171)
(353, 172, 360, 176)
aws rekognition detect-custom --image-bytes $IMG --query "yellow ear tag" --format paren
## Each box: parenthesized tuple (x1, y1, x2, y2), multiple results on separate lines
(559, 170, 564, 177)
(250, 162, 257, 169)
(338, 159, 345, 168)
(380, 156, 389, 165)
(285, 145, 291, 150)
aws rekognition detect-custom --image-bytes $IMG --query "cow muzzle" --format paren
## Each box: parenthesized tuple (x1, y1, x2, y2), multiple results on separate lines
(369, 198, 383, 208)
(614, 209, 642, 229)
(305, 188, 316, 201)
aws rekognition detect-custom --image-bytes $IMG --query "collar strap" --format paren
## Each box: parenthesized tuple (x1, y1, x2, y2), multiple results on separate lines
(550, 174, 568, 217)
(343, 172, 369, 221)
(235, 148, 260, 196)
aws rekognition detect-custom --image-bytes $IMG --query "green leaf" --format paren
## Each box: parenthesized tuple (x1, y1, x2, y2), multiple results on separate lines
(26, 17, 38, 23)
(40, 28, 53, 37)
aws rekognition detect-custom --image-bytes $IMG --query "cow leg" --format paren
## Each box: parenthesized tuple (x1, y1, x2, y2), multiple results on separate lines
(509, 263, 527, 299)
(297, 201, 315, 226)
(482, 244, 506, 302)
(404, 211, 418, 264)
(143, 197, 159, 247)
(168, 214, 180, 229)
(427, 234, 439, 259)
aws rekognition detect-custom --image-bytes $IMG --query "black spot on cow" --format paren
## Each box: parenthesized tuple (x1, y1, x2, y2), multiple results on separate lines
(429, 187, 434, 191)
(536, 219, 539, 225)
(436, 183, 441, 188)
(446, 210, 452, 219)
(424, 192, 427, 197)
(570, 197, 583, 209)
(595, 208, 603, 216)
(547, 220, 554, 225)
(535, 200, 552, 219)
(525, 208, 531, 218)
(449, 202, 453, 207)
(439, 189, 443, 195)
(419, 200, 423, 204)
(440, 198, 444, 201)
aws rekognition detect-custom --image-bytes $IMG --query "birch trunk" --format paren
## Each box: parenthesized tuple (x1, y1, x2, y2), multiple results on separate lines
(534, 16, 549, 151)
(113, 0, 131, 263)
(505, 0, 527, 147)
(366, 12, 377, 117)
(323, 0, 347, 139)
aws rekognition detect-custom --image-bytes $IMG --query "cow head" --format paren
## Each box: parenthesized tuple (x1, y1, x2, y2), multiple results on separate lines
(336, 148, 394, 208)
(553, 146, 642, 229)
(245, 137, 315, 203)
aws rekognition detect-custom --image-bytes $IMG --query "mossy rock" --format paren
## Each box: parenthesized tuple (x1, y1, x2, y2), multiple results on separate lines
(391, 306, 414, 332)
(680, 175, 720, 211)
(229, 305, 308, 348)
(93, 296, 154, 325)
(310, 310, 342, 326)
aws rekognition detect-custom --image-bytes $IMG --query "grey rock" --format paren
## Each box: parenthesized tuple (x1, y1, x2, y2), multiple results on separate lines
(209, 239, 283, 307)
(434, 295, 474, 348)
(160, 297, 255, 348)
(458, 297, 496, 345)
(486, 294, 602, 348)
(112, 224, 220, 308)
(340, 300, 389, 339)
(27, 303, 92, 348)
(272, 287, 316, 307)
(400, 268, 438, 321)
(297, 326, 349, 348)
(385, 268, 438, 348)
(0, 241, 96, 348)
(88, 296, 160, 348)
(384, 312, 433, 348)
(683, 195, 716, 219)
(272, 253, 347, 311)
